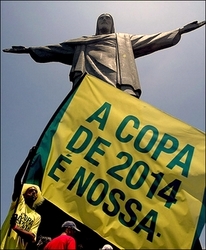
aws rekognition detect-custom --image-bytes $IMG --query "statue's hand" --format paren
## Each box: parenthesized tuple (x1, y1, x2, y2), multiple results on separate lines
(180, 20, 206, 34)
(2, 46, 29, 53)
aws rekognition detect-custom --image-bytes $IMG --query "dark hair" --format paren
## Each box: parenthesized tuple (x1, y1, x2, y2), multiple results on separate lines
(36, 235, 52, 250)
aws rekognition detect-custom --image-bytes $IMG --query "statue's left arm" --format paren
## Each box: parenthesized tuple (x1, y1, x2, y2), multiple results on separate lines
(131, 29, 181, 58)
(131, 20, 205, 58)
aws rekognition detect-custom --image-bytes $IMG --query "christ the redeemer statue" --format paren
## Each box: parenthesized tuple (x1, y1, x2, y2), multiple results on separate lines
(3, 14, 205, 98)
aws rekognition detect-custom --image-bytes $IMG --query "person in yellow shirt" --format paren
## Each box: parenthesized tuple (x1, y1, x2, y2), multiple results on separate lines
(1, 148, 44, 250)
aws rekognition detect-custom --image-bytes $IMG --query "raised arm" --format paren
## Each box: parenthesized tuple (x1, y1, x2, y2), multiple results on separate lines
(12, 146, 37, 201)
(179, 20, 206, 34)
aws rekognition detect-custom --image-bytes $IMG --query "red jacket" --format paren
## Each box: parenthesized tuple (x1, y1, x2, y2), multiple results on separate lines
(44, 234, 76, 250)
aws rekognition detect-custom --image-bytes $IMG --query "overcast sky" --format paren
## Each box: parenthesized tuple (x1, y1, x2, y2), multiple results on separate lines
(1, 1, 205, 247)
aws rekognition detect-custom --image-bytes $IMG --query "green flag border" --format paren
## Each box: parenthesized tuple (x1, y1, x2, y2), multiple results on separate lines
(25, 73, 86, 186)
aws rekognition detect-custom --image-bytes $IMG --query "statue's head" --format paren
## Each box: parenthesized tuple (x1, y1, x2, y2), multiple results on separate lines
(95, 13, 115, 35)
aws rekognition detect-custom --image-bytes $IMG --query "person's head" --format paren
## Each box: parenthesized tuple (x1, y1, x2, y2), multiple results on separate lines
(36, 236, 52, 250)
(102, 244, 113, 249)
(96, 13, 115, 35)
(61, 221, 80, 237)
(23, 186, 38, 205)
(22, 183, 44, 209)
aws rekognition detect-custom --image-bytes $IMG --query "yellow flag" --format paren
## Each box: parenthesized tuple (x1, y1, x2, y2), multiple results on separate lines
(27, 74, 205, 249)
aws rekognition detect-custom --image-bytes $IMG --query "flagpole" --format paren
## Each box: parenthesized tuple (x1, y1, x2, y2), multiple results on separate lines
(8, 146, 37, 236)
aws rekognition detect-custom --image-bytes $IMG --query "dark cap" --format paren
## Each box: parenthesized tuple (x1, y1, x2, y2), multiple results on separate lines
(61, 221, 80, 232)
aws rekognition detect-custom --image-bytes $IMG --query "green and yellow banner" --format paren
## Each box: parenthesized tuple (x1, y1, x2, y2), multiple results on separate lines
(27, 74, 205, 249)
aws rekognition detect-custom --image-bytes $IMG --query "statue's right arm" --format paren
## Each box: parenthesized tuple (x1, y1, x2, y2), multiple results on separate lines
(3, 43, 75, 65)
(3, 46, 29, 53)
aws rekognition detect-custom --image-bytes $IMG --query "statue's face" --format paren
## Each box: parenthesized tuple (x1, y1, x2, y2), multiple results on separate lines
(97, 14, 113, 34)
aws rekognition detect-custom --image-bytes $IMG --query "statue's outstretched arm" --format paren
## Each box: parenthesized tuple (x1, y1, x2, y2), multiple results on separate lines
(180, 20, 205, 34)
(2, 46, 29, 53)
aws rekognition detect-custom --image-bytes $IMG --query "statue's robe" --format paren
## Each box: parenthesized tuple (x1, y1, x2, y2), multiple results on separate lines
(29, 30, 181, 97)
